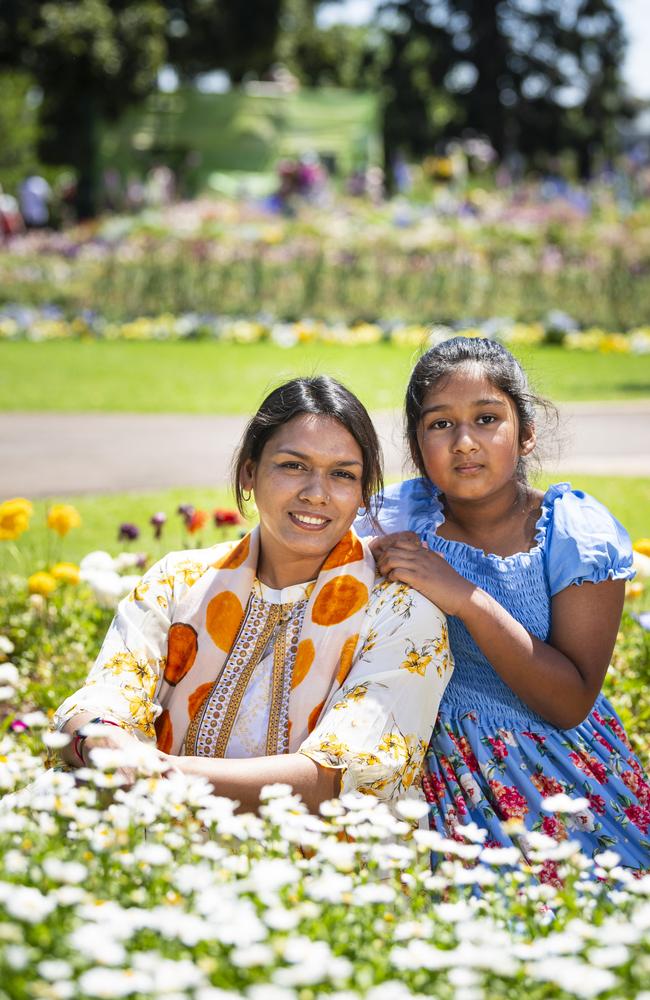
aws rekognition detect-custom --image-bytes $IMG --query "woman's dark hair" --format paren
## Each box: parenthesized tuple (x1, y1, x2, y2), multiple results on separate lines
(405, 337, 557, 482)
(232, 376, 383, 517)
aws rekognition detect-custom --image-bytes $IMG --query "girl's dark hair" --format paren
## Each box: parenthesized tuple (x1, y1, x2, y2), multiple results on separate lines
(233, 376, 383, 517)
(405, 336, 556, 482)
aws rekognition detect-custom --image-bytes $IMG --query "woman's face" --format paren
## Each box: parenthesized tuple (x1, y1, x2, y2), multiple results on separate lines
(242, 414, 364, 588)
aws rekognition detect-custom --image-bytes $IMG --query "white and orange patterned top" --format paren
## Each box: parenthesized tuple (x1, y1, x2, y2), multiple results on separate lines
(55, 536, 453, 802)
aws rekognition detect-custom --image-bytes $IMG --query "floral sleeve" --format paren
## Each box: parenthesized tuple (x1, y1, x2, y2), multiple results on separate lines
(298, 580, 453, 801)
(53, 551, 209, 742)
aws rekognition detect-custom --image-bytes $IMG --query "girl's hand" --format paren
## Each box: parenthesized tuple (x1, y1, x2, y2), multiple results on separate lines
(370, 531, 474, 616)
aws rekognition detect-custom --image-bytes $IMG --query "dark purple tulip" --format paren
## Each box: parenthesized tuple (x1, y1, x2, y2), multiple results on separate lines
(118, 522, 140, 542)
(150, 511, 167, 540)
(177, 504, 195, 527)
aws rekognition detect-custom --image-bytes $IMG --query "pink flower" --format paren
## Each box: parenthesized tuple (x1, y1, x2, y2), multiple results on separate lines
(488, 737, 508, 761)
(522, 730, 546, 745)
(593, 732, 614, 754)
(624, 760, 650, 806)
(531, 772, 564, 797)
(604, 715, 632, 750)
(450, 734, 479, 772)
(541, 814, 568, 841)
(538, 860, 563, 888)
(568, 751, 608, 785)
(489, 780, 529, 820)
(623, 803, 650, 833)
(440, 755, 457, 783)
(588, 793, 606, 815)
(423, 771, 447, 803)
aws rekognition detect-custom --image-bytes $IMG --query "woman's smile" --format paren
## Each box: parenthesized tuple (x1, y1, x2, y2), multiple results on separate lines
(288, 510, 332, 529)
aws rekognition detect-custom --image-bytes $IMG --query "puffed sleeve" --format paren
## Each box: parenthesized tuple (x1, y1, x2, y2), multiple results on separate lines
(298, 580, 453, 802)
(543, 484, 635, 597)
(355, 478, 442, 538)
(54, 550, 212, 742)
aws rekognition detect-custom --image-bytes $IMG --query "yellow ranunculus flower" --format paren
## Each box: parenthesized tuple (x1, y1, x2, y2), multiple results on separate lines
(28, 571, 58, 597)
(47, 504, 81, 537)
(50, 562, 80, 585)
(625, 581, 644, 601)
(0, 497, 33, 540)
(633, 538, 650, 558)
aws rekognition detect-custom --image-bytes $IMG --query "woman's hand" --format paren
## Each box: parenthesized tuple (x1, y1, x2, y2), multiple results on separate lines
(371, 531, 474, 616)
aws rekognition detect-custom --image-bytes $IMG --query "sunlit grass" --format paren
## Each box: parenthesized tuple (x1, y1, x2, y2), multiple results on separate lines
(2, 340, 649, 413)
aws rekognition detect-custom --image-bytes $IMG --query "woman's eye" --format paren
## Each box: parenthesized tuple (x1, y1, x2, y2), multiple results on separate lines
(477, 414, 496, 425)
(332, 470, 356, 480)
(280, 461, 305, 470)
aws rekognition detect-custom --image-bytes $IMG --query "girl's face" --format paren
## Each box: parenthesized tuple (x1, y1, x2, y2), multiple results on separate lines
(416, 366, 535, 502)
(241, 413, 364, 587)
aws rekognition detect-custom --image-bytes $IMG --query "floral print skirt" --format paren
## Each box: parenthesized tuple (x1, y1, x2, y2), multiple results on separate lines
(423, 695, 650, 869)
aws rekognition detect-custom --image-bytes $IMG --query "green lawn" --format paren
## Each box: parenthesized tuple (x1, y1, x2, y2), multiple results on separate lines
(2, 341, 650, 413)
(6, 474, 648, 571)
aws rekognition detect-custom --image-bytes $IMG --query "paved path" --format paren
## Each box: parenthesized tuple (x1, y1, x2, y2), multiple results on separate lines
(2, 402, 649, 498)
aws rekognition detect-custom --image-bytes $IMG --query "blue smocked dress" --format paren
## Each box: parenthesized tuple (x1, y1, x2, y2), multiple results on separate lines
(357, 480, 650, 868)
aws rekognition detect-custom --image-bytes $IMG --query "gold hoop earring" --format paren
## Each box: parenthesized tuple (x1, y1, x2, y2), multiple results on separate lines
(241, 488, 252, 502)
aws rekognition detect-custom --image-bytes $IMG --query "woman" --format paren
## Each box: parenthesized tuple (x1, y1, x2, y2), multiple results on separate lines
(56, 377, 453, 811)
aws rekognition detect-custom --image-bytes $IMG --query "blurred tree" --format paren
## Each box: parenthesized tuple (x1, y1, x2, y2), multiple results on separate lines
(0, 0, 167, 217)
(276, 0, 380, 89)
(163, 0, 284, 82)
(379, 0, 630, 176)
(0, 71, 40, 194)
(378, 2, 456, 179)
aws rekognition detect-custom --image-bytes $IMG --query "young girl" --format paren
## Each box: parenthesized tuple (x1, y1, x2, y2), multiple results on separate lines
(360, 336, 649, 867)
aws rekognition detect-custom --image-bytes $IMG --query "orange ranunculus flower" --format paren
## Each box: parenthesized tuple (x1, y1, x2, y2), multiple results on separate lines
(633, 538, 650, 558)
(187, 509, 209, 534)
(0, 497, 33, 540)
(50, 562, 80, 585)
(47, 504, 81, 537)
(28, 571, 57, 597)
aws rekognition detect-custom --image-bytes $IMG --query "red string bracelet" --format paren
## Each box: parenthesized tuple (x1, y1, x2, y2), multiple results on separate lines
(71, 717, 123, 766)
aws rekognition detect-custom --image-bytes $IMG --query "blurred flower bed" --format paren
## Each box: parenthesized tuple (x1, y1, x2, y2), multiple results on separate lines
(1, 190, 649, 328)
(0, 494, 649, 997)
(2, 304, 649, 354)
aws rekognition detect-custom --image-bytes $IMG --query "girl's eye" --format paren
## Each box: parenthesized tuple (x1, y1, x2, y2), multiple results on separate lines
(477, 414, 497, 425)
(428, 419, 452, 430)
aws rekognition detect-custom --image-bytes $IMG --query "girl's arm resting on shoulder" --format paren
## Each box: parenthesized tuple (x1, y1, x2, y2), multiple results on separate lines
(461, 578, 625, 729)
(373, 532, 624, 729)
(161, 753, 340, 813)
